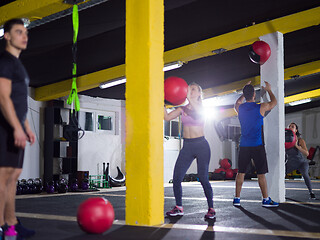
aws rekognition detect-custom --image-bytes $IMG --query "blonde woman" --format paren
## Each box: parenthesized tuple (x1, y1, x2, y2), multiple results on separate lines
(164, 82, 215, 219)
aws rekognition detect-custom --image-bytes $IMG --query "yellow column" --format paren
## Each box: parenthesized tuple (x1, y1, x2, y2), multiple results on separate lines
(125, 0, 164, 226)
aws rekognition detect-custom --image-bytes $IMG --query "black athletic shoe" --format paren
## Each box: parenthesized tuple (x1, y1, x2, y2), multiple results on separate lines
(0, 224, 8, 240)
(15, 219, 35, 238)
(310, 192, 316, 200)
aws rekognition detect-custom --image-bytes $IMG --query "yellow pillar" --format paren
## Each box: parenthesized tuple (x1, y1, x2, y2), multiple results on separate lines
(125, 0, 164, 226)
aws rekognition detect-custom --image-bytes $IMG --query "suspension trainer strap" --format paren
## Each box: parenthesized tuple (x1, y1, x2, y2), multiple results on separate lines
(67, 4, 80, 112)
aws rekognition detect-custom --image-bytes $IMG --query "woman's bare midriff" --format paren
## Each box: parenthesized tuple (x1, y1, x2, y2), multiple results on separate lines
(182, 125, 204, 139)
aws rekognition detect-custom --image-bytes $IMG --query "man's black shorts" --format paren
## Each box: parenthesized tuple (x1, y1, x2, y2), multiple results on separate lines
(238, 145, 268, 174)
(0, 118, 24, 168)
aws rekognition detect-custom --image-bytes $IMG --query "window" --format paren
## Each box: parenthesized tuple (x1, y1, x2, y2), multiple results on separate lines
(96, 111, 116, 135)
(78, 111, 94, 131)
(98, 115, 112, 130)
(164, 119, 182, 138)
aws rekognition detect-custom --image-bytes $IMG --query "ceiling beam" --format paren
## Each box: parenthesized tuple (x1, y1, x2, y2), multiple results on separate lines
(203, 60, 320, 98)
(0, 0, 90, 26)
(34, 64, 125, 101)
(284, 88, 320, 104)
(33, 6, 320, 101)
(213, 88, 320, 120)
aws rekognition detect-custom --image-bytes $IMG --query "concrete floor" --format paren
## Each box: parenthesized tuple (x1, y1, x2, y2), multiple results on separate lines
(15, 179, 320, 240)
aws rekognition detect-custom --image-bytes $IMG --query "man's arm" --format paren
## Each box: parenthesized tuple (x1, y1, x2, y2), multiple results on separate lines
(260, 81, 277, 116)
(0, 77, 27, 148)
(234, 94, 245, 113)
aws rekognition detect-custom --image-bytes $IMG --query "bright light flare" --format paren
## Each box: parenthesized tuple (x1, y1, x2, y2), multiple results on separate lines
(202, 97, 223, 120)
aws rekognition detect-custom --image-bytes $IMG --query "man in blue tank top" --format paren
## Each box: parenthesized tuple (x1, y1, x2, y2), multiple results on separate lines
(233, 81, 278, 207)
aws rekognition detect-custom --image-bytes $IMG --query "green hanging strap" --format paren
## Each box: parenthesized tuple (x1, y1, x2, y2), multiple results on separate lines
(67, 4, 80, 112)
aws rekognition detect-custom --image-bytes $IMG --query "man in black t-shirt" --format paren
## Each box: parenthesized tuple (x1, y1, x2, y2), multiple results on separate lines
(0, 19, 35, 239)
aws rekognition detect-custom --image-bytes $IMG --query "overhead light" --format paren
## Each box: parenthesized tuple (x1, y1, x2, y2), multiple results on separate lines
(288, 98, 311, 106)
(21, 18, 30, 27)
(99, 61, 184, 89)
(203, 96, 223, 107)
(212, 48, 227, 55)
(99, 77, 126, 89)
(163, 61, 183, 72)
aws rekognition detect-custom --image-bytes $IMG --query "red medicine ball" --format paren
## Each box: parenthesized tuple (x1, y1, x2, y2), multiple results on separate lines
(220, 158, 232, 170)
(249, 41, 271, 65)
(225, 169, 234, 179)
(214, 168, 226, 174)
(164, 76, 188, 105)
(285, 128, 297, 149)
(77, 197, 114, 234)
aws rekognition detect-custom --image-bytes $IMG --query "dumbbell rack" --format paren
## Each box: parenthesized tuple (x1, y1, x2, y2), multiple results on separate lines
(89, 175, 111, 189)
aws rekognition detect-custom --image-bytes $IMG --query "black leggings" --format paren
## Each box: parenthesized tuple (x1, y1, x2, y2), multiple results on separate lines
(173, 137, 213, 208)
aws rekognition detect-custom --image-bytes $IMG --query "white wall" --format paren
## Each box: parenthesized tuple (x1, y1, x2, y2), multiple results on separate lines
(163, 138, 180, 183)
(203, 118, 224, 172)
(165, 117, 225, 176)
(76, 95, 125, 177)
(20, 96, 45, 179)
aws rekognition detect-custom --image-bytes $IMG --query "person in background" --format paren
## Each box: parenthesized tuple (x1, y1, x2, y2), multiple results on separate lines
(286, 123, 316, 200)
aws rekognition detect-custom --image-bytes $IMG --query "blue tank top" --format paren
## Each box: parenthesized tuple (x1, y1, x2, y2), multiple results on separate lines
(238, 102, 264, 147)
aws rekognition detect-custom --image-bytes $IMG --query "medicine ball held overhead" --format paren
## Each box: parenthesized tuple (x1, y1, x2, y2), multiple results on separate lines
(249, 41, 271, 65)
(285, 128, 297, 149)
(164, 76, 188, 106)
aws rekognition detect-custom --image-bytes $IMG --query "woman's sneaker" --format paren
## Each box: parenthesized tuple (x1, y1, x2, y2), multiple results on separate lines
(310, 192, 316, 200)
(204, 208, 216, 219)
(262, 197, 279, 207)
(166, 206, 184, 217)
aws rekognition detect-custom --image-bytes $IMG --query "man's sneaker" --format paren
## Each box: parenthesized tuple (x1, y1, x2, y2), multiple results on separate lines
(310, 192, 316, 200)
(0, 224, 8, 240)
(15, 218, 35, 238)
(262, 197, 279, 207)
(166, 206, 184, 217)
(204, 208, 216, 219)
(0, 226, 3, 240)
(233, 197, 241, 207)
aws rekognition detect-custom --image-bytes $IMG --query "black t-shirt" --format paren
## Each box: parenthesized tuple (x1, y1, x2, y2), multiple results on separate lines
(0, 50, 29, 125)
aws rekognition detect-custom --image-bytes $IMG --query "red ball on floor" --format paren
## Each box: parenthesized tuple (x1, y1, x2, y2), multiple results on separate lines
(77, 197, 114, 234)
